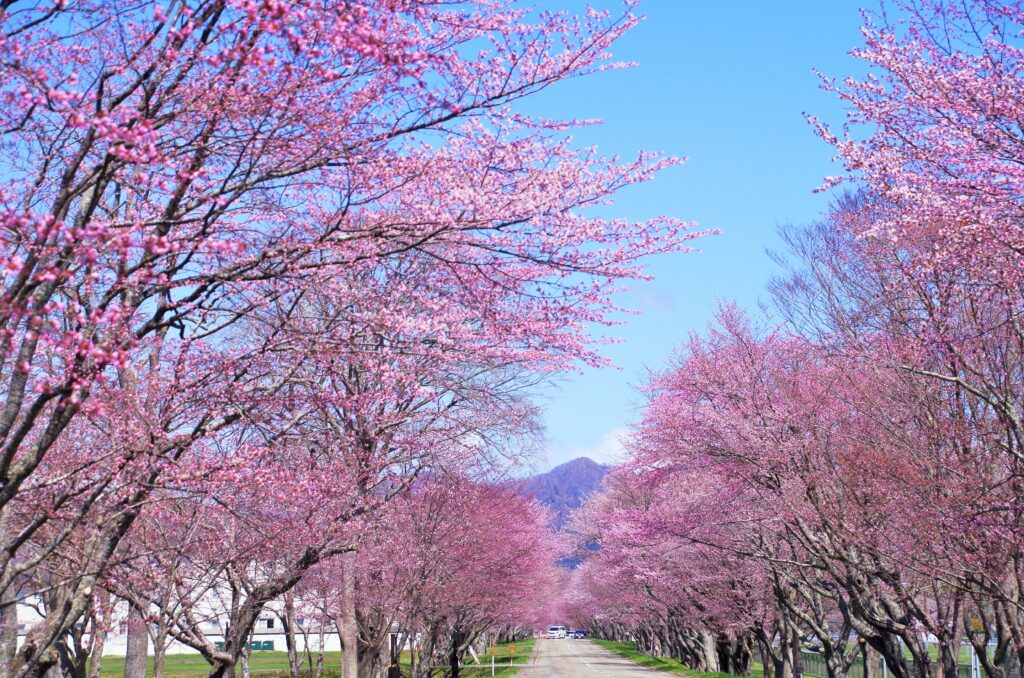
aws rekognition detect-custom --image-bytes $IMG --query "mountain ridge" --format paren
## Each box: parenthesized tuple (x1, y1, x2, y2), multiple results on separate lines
(523, 456, 611, 530)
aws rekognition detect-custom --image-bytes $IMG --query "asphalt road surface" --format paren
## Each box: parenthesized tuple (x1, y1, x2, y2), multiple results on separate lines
(519, 638, 660, 678)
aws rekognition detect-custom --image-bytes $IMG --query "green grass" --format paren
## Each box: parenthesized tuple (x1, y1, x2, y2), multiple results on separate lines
(90, 637, 535, 678)
(911, 645, 974, 663)
(94, 651, 344, 678)
(591, 639, 741, 678)
(407, 637, 535, 677)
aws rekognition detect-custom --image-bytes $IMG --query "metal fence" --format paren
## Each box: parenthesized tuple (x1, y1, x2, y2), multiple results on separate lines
(754, 646, 978, 678)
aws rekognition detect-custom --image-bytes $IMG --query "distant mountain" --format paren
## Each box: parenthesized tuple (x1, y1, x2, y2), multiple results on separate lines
(524, 457, 611, 530)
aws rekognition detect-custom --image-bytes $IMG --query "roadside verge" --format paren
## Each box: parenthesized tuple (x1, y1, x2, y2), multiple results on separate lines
(590, 640, 742, 678)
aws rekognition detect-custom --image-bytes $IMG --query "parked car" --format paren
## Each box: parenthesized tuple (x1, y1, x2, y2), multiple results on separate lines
(546, 625, 567, 639)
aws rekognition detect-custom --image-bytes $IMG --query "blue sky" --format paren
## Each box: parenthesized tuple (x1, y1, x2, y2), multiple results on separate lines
(529, 1, 868, 470)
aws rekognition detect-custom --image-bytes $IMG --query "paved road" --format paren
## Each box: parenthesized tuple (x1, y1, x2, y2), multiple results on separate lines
(519, 638, 658, 678)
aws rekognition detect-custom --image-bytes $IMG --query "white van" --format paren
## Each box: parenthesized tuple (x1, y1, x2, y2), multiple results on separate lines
(546, 625, 567, 639)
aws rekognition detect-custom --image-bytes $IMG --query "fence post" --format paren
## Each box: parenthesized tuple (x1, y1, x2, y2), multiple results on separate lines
(882, 655, 888, 678)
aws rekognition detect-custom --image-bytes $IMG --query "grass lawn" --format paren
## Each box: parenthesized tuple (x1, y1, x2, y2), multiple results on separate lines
(590, 639, 740, 678)
(91, 637, 536, 678)
(94, 651, 344, 678)
(407, 637, 535, 678)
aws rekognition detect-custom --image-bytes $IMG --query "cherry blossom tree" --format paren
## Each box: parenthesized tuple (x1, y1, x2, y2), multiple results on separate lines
(566, 5, 1024, 678)
(814, 1, 1024, 284)
(567, 449, 770, 675)
(767, 203, 1024, 678)
(382, 475, 560, 678)
(0, 1, 705, 675)
(570, 206, 1024, 678)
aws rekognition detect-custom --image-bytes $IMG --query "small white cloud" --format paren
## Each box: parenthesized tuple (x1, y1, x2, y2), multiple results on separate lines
(624, 286, 676, 313)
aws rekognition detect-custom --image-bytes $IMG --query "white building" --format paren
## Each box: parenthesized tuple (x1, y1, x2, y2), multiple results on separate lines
(14, 596, 344, 657)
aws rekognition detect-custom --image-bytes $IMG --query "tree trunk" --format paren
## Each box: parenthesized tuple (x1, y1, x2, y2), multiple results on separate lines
(938, 639, 963, 678)
(904, 636, 933, 678)
(315, 623, 327, 678)
(340, 553, 359, 678)
(152, 630, 168, 678)
(702, 631, 720, 673)
(723, 633, 753, 676)
(0, 596, 18, 678)
(56, 633, 89, 678)
(791, 625, 804, 678)
(240, 639, 251, 678)
(124, 604, 149, 678)
(864, 632, 915, 678)
(282, 593, 300, 678)
(774, 628, 795, 678)
(301, 623, 316, 678)
(862, 638, 880, 678)
(359, 647, 379, 678)
(450, 629, 464, 678)
(413, 629, 438, 678)
(757, 630, 774, 678)
(87, 611, 109, 678)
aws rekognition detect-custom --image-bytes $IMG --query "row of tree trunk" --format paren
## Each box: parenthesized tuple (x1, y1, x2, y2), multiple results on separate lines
(589, 616, 1024, 678)
(0, 574, 533, 678)
(587, 619, 752, 676)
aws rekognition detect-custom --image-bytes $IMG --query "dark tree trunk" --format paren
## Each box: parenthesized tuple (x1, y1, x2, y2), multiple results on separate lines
(755, 629, 774, 678)
(863, 632, 914, 678)
(450, 628, 465, 678)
